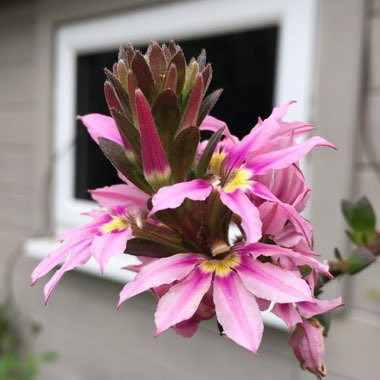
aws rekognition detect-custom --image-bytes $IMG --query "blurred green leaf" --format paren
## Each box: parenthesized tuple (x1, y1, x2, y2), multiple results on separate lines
(341, 197, 376, 243)
(300, 265, 312, 278)
(346, 247, 376, 275)
(334, 247, 343, 262)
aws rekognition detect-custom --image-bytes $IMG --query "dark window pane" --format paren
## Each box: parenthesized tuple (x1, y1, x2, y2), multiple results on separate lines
(75, 26, 278, 200)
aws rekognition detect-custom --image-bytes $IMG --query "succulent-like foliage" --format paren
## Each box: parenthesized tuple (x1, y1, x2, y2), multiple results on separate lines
(103, 41, 221, 191)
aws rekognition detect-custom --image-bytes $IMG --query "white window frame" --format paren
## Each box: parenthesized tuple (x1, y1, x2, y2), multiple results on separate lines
(53, 0, 318, 230)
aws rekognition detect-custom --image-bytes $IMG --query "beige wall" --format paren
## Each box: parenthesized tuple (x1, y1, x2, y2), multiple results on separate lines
(0, 0, 379, 379)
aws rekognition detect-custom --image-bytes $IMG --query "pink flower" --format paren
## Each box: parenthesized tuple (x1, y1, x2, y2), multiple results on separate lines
(118, 242, 316, 355)
(31, 183, 148, 303)
(148, 102, 334, 246)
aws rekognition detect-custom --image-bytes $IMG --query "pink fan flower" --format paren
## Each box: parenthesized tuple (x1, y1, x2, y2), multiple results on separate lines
(31, 183, 148, 303)
(149, 102, 334, 246)
(118, 242, 319, 355)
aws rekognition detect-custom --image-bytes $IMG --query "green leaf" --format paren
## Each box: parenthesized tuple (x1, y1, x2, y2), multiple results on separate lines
(334, 247, 343, 261)
(300, 265, 312, 278)
(346, 247, 376, 275)
(196, 126, 225, 177)
(152, 89, 181, 153)
(341, 197, 376, 241)
(182, 58, 200, 101)
(98, 138, 152, 194)
(169, 127, 200, 182)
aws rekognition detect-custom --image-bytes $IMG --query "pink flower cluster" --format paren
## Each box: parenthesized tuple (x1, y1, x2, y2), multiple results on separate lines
(32, 42, 342, 379)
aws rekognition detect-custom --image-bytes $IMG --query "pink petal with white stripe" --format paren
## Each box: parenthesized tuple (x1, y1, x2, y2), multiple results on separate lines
(219, 188, 262, 243)
(149, 179, 212, 216)
(258, 202, 288, 235)
(31, 240, 84, 285)
(271, 303, 302, 331)
(91, 229, 132, 273)
(243, 242, 331, 276)
(44, 240, 92, 304)
(214, 272, 263, 355)
(248, 136, 336, 175)
(90, 184, 149, 209)
(59, 213, 111, 242)
(78, 114, 122, 145)
(252, 182, 312, 246)
(235, 256, 313, 303)
(297, 297, 343, 319)
(154, 268, 212, 336)
(117, 254, 201, 308)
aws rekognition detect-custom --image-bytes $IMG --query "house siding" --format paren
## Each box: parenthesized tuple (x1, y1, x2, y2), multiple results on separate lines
(0, 0, 379, 379)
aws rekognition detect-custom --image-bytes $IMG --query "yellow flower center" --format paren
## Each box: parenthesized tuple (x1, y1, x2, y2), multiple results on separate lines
(199, 253, 241, 277)
(209, 152, 226, 176)
(101, 217, 129, 233)
(223, 167, 253, 193)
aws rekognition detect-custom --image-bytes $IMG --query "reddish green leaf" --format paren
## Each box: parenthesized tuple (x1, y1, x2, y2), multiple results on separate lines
(148, 42, 167, 91)
(169, 50, 186, 95)
(104, 68, 132, 121)
(131, 51, 156, 105)
(152, 89, 181, 152)
(98, 137, 152, 194)
(104, 81, 122, 113)
(196, 126, 225, 177)
(198, 88, 223, 125)
(178, 75, 204, 132)
(201, 64, 213, 95)
(164, 63, 177, 93)
(197, 49, 206, 70)
(169, 127, 200, 182)
(110, 109, 141, 159)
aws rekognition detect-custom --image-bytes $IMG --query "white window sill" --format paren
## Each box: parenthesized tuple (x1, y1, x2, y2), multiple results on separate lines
(24, 237, 286, 330)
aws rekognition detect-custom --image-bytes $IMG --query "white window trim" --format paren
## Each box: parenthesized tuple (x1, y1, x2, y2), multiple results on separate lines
(53, 0, 318, 229)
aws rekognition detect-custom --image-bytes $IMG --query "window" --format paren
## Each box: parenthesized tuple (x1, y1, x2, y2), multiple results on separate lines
(74, 27, 278, 200)
(54, 0, 318, 228)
